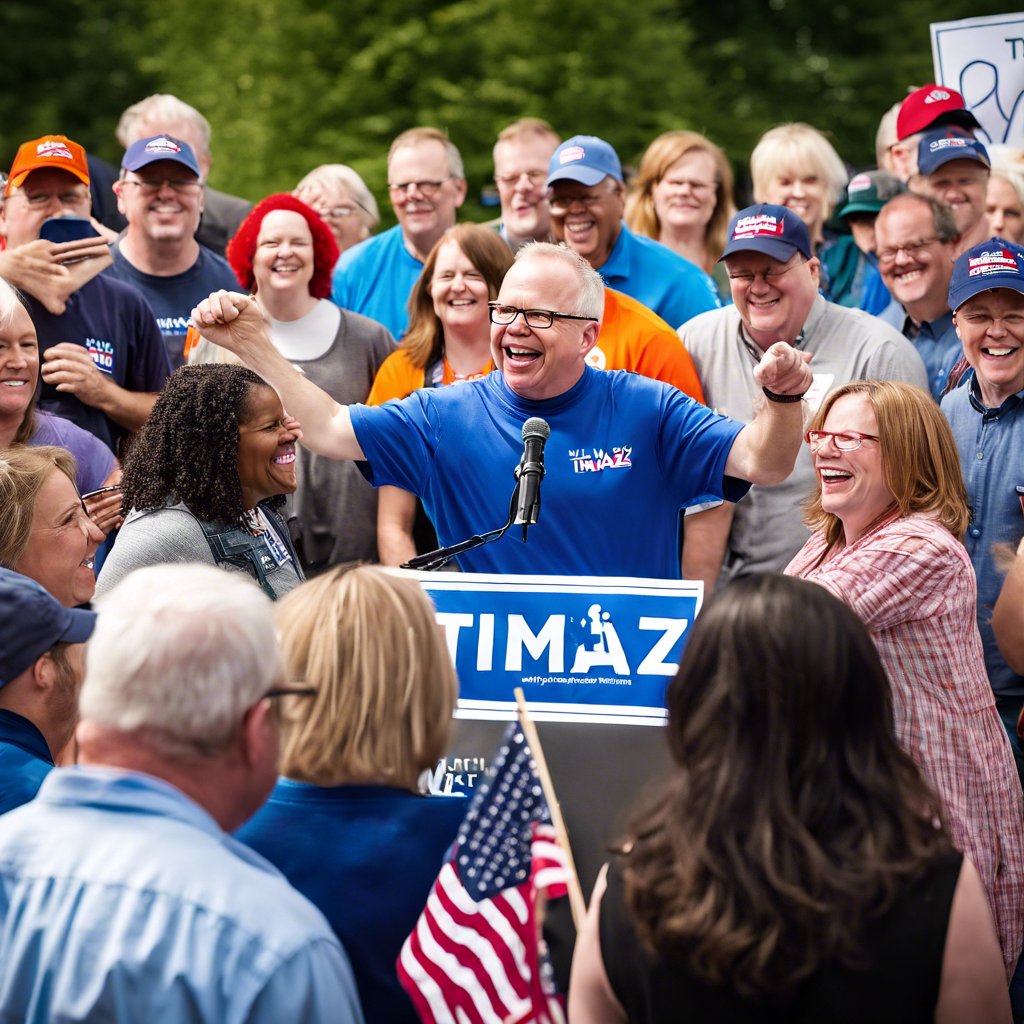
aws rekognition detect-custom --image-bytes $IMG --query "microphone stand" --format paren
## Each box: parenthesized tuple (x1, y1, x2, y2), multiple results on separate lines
(401, 476, 527, 572)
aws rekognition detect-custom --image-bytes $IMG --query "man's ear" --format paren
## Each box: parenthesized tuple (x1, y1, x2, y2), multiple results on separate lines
(238, 698, 274, 770)
(32, 651, 58, 693)
(113, 179, 128, 218)
(579, 319, 600, 359)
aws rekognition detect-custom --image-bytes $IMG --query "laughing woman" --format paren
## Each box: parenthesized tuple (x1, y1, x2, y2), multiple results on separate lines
(96, 364, 303, 600)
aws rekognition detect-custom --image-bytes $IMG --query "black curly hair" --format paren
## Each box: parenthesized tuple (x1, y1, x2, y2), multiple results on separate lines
(121, 364, 272, 524)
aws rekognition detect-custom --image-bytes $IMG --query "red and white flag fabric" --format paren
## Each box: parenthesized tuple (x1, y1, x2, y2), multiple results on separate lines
(397, 722, 569, 1024)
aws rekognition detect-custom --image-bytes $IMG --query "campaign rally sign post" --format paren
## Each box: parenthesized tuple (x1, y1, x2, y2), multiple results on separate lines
(410, 570, 702, 896)
(931, 12, 1024, 146)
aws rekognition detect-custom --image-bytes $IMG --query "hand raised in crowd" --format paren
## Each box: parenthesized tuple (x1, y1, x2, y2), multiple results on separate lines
(190, 291, 272, 360)
(753, 341, 813, 397)
(41, 342, 115, 407)
(0, 237, 113, 314)
(82, 467, 124, 536)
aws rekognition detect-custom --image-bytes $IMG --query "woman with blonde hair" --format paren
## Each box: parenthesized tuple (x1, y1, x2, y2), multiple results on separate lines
(293, 163, 380, 255)
(751, 123, 869, 307)
(626, 131, 735, 298)
(236, 564, 465, 1024)
(786, 380, 1024, 978)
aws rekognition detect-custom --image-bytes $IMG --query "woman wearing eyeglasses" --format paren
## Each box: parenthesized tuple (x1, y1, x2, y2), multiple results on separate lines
(367, 224, 514, 565)
(293, 164, 380, 256)
(786, 380, 1024, 980)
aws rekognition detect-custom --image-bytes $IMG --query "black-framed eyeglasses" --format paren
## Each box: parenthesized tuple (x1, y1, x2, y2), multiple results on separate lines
(120, 177, 204, 196)
(805, 430, 879, 452)
(488, 302, 598, 329)
(387, 177, 452, 198)
(264, 684, 318, 700)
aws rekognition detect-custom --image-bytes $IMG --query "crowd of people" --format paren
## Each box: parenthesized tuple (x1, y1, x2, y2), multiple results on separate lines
(1, 79, 1024, 1021)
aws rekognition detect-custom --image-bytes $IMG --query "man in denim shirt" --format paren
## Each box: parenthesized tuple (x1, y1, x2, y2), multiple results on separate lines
(942, 237, 1024, 784)
(0, 564, 363, 1024)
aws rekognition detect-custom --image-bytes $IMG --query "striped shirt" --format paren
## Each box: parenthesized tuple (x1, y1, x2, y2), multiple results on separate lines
(787, 514, 1024, 975)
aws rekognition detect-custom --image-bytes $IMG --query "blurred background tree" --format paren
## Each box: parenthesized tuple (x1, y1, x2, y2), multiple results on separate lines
(0, 0, 1006, 224)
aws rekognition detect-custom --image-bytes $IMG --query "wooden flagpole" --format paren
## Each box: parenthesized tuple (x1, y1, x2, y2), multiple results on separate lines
(513, 687, 588, 932)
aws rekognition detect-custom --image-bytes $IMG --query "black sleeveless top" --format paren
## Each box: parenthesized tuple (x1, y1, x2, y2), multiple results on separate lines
(599, 849, 963, 1023)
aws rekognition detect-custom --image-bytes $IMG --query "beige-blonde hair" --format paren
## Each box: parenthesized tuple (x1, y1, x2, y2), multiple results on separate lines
(751, 123, 849, 224)
(625, 131, 735, 267)
(389, 127, 464, 181)
(803, 380, 969, 551)
(276, 565, 458, 790)
(0, 445, 77, 569)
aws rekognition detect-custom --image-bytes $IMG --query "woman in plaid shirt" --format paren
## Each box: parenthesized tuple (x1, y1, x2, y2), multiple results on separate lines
(787, 380, 1024, 980)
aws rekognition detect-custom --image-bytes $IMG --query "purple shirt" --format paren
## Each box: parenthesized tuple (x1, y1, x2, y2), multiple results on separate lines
(30, 410, 115, 494)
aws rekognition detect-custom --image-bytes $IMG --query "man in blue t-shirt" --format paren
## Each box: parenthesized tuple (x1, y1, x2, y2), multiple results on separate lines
(546, 135, 720, 330)
(331, 127, 467, 339)
(0, 133, 170, 455)
(106, 134, 240, 369)
(194, 243, 812, 579)
(0, 569, 95, 815)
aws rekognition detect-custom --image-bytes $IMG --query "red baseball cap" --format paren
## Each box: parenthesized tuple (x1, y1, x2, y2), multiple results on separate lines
(896, 85, 981, 141)
(6, 135, 90, 195)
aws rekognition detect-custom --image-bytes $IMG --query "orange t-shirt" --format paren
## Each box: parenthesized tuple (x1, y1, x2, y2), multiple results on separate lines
(367, 350, 494, 405)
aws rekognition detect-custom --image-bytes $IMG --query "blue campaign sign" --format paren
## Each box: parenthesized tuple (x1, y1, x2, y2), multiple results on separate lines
(409, 571, 703, 726)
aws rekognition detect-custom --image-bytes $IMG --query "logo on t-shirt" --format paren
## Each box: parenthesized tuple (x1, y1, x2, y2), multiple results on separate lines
(569, 445, 633, 473)
(86, 337, 115, 374)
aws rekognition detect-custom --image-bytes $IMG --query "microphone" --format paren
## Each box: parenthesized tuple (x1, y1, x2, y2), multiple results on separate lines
(513, 417, 550, 540)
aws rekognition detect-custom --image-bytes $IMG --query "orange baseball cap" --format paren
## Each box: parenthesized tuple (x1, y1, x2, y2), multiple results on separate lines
(6, 135, 90, 195)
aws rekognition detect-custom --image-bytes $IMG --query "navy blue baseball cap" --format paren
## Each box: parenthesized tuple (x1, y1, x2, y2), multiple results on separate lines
(719, 203, 812, 262)
(546, 135, 623, 188)
(949, 237, 1024, 312)
(917, 129, 990, 177)
(0, 569, 96, 686)
(121, 134, 201, 176)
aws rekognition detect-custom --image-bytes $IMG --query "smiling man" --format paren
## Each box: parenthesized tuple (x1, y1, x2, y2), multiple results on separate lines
(193, 242, 814, 578)
(107, 135, 240, 370)
(547, 135, 720, 329)
(911, 130, 991, 257)
(941, 237, 1024, 782)
(679, 204, 927, 592)
(875, 192, 964, 401)
(492, 118, 560, 252)
(332, 128, 467, 339)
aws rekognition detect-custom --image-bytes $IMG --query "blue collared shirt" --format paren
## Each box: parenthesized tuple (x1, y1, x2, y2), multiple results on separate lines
(597, 224, 721, 329)
(0, 767, 364, 1023)
(0, 710, 54, 816)
(942, 375, 1024, 696)
(904, 310, 963, 401)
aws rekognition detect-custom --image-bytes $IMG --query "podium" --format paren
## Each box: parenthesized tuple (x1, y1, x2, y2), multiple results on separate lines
(409, 571, 702, 894)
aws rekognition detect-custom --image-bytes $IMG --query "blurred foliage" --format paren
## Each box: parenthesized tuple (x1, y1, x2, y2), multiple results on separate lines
(0, 0, 1016, 225)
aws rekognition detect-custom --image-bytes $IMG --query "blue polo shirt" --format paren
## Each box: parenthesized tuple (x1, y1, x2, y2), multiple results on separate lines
(0, 710, 54, 816)
(942, 374, 1024, 697)
(596, 224, 720, 330)
(903, 310, 963, 401)
(331, 225, 423, 339)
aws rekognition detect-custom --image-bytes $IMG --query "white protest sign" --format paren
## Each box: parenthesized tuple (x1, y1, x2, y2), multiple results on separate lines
(932, 13, 1024, 146)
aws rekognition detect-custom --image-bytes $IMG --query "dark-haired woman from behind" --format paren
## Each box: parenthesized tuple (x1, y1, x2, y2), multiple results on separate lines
(569, 574, 1010, 1023)
(96, 364, 302, 600)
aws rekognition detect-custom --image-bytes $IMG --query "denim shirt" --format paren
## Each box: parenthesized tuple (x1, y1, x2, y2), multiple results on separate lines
(942, 375, 1024, 696)
(904, 310, 963, 402)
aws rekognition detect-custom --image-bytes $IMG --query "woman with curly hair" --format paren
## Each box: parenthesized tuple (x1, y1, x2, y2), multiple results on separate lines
(569, 573, 1010, 1023)
(625, 131, 735, 301)
(95, 364, 302, 600)
(211, 193, 394, 571)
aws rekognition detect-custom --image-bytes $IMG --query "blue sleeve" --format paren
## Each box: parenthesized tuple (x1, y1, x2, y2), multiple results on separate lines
(350, 395, 439, 496)
(247, 940, 365, 1024)
(658, 387, 749, 506)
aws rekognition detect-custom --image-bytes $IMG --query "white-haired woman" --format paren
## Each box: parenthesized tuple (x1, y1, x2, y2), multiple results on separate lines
(294, 164, 379, 256)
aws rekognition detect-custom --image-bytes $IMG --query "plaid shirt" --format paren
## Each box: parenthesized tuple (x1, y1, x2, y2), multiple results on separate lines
(788, 514, 1024, 975)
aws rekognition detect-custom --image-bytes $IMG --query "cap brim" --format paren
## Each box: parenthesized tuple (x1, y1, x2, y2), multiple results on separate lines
(546, 166, 610, 188)
(838, 201, 884, 219)
(924, 109, 982, 134)
(58, 607, 97, 645)
(951, 276, 1024, 311)
(121, 153, 200, 176)
(719, 238, 801, 263)
(8, 164, 90, 191)
(923, 149, 990, 175)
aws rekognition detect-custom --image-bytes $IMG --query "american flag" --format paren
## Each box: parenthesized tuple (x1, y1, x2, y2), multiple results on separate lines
(397, 722, 569, 1024)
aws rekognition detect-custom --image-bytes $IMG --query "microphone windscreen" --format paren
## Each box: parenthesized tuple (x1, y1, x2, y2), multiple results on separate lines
(522, 417, 551, 441)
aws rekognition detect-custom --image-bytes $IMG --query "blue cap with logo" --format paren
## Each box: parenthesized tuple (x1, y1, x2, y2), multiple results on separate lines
(719, 203, 812, 263)
(917, 129, 990, 177)
(949, 237, 1024, 312)
(546, 135, 623, 188)
(121, 134, 201, 176)
(0, 568, 96, 686)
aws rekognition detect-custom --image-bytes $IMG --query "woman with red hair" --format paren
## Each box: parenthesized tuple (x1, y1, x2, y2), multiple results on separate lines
(216, 194, 394, 569)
